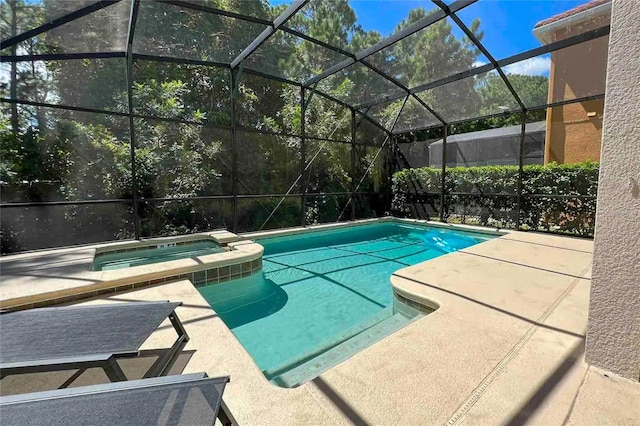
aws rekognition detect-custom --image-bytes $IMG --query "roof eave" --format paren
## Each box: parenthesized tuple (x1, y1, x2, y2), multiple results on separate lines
(533, 2, 612, 45)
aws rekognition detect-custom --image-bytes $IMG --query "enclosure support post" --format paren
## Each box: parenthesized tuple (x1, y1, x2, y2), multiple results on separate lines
(8, 0, 18, 135)
(350, 109, 356, 221)
(439, 125, 448, 222)
(516, 110, 527, 230)
(300, 86, 307, 227)
(386, 134, 395, 215)
(126, 0, 141, 240)
(230, 69, 238, 233)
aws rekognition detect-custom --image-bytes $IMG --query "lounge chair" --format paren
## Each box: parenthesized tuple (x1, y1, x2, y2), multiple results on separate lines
(0, 372, 237, 426)
(0, 301, 188, 381)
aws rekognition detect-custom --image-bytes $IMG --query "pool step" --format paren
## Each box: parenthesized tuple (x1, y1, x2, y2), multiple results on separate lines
(269, 311, 422, 388)
(262, 307, 397, 380)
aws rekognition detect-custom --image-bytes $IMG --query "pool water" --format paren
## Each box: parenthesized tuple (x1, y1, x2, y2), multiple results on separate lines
(93, 241, 224, 271)
(198, 222, 494, 387)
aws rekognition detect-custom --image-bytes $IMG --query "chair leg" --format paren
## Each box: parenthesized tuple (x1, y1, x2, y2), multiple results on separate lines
(103, 358, 127, 382)
(217, 400, 238, 426)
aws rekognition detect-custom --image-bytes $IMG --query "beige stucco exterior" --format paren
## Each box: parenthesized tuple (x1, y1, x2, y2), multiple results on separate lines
(545, 99, 604, 164)
(585, 0, 640, 381)
(541, 9, 609, 164)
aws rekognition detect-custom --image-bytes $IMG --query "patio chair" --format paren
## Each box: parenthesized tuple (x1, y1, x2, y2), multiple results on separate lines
(0, 372, 238, 426)
(0, 301, 188, 381)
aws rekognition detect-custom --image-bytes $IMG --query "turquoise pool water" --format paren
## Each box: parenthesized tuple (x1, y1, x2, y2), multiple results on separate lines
(198, 222, 494, 387)
(93, 241, 224, 271)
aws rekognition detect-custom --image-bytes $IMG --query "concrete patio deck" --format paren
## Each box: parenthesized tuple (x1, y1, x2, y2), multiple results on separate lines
(1, 228, 638, 425)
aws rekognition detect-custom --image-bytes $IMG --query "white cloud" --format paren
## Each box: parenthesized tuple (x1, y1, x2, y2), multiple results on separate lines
(473, 60, 488, 68)
(503, 57, 551, 77)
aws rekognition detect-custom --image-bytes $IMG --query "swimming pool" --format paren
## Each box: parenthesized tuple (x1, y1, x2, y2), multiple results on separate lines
(93, 240, 225, 271)
(198, 222, 495, 387)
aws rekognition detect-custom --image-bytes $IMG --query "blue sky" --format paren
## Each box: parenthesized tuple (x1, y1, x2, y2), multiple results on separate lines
(347, 0, 586, 58)
(274, 0, 589, 75)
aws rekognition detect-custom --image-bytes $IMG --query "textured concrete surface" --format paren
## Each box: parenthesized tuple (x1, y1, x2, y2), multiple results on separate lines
(586, 0, 640, 381)
(0, 247, 98, 302)
(4, 230, 638, 425)
(566, 367, 640, 426)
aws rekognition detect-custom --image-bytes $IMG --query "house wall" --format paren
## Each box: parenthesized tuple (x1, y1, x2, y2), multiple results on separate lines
(544, 15, 609, 164)
(544, 99, 604, 164)
(585, 0, 640, 381)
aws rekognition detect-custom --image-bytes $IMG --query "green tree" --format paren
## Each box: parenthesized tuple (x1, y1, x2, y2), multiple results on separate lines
(478, 72, 547, 123)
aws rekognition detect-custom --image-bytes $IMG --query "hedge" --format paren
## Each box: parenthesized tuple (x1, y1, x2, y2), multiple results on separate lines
(392, 161, 599, 237)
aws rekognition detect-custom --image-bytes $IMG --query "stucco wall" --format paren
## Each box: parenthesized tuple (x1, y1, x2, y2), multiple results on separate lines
(545, 100, 604, 164)
(544, 17, 609, 164)
(585, 0, 640, 381)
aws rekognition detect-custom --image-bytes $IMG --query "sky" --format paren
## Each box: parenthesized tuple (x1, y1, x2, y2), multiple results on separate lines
(348, 0, 587, 76)
(348, 1, 585, 54)
(274, 0, 590, 76)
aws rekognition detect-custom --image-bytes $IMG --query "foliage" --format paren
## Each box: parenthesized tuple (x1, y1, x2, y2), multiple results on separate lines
(392, 161, 599, 236)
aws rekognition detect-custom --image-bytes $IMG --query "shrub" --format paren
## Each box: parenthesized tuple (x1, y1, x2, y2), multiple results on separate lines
(392, 161, 599, 237)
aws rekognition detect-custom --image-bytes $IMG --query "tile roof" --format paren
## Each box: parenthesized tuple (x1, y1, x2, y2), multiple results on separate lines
(534, 0, 611, 29)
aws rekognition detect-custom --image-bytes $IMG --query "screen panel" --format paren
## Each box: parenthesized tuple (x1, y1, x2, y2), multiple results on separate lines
(361, 98, 405, 131)
(456, 0, 601, 61)
(235, 73, 300, 135)
(139, 198, 232, 238)
(236, 130, 300, 195)
(392, 96, 440, 133)
(519, 103, 600, 237)
(1, 0, 100, 41)
(283, 0, 380, 54)
(305, 94, 351, 141)
(304, 193, 350, 226)
(133, 60, 231, 126)
(416, 70, 521, 124)
(365, 15, 488, 91)
(318, 62, 406, 108)
(1, 202, 135, 253)
(246, 30, 349, 83)
(1, 106, 131, 203)
(305, 139, 351, 194)
(1, 58, 127, 112)
(354, 144, 389, 194)
(504, 37, 607, 109)
(354, 193, 386, 220)
(391, 126, 443, 221)
(237, 196, 301, 232)
(134, 1, 267, 64)
(178, 0, 279, 21)
(284, 0, 442, 57)
(1, 0, 132, 55)
(443, 123, 519, 228)
(134, 119, 232, 198)
(354, 115, 388, 146)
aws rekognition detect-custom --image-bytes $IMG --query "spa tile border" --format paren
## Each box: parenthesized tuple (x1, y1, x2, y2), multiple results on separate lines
(190, 258, 263, 287)
(7, 258, 263, 312)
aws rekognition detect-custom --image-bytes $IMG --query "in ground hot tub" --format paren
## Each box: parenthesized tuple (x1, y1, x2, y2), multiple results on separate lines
(92, 239, 226, 271)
